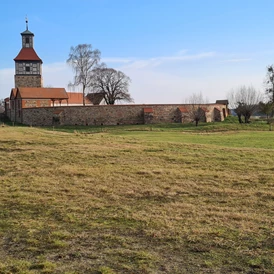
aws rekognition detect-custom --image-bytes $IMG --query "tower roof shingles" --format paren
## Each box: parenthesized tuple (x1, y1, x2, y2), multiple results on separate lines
(14, 48, 42, 62)
(21, 30, 34, 36)
(16, 88, 68, 100)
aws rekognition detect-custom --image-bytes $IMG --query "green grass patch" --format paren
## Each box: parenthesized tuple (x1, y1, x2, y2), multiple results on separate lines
(0, 124, 273, 273)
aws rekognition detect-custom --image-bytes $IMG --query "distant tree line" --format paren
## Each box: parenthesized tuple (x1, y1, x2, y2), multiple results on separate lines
(226, 66, 274, 124)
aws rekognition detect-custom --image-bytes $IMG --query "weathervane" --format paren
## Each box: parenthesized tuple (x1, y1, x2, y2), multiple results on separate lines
(25, 16, 28, 30)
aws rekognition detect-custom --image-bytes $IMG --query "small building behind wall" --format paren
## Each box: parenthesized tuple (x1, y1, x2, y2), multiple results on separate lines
(61, 92, 93, 106)
(9, 87, 68, 123)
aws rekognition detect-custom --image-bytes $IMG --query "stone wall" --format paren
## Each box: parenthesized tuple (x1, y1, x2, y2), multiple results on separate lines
(21, 104, 228, 126)
(15, 75, 42, 88)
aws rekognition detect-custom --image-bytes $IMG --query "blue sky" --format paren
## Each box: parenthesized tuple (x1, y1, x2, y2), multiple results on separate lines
(1, 0, 274, 103)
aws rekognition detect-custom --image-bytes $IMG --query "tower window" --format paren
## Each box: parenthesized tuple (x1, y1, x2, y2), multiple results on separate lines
(26, 37, 30, 43)
(26, 67, 30, 72)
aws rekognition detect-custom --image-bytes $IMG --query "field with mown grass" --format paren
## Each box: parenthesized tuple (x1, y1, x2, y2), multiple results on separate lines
(0, 120, 274, 273)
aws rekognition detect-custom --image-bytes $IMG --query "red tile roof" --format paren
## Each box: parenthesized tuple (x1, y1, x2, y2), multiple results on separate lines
(67, 92, 92, 105)
(200, 107, 209, 112)
(16, 88, 68, 99)
(10, 88, 18, 99)
(14, 48, 42, 62)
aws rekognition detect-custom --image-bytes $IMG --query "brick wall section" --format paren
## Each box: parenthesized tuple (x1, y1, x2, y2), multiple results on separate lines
(21, 104, 228, 126)
(15, 75, 42, 88)
(22, 99, 51, 108)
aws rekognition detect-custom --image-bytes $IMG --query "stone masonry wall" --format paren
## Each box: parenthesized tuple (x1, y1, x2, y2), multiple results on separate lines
(21, 104, 228, 126)
(15, 75, 42, 88)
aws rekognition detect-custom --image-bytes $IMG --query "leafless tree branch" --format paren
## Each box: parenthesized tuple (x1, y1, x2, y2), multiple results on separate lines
(90, 67, 133, 105)
(185, 92, 207, 126)
(67, 44, 101, 106)
(227, 86, 262, 123)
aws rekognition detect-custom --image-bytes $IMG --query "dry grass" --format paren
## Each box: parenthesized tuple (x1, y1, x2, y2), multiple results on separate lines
(0, 126, 273, 273)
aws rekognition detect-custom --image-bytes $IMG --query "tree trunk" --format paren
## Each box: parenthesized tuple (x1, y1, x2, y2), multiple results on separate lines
(271, 83, 274, 117)
(237, 114, 243, 123)
(82, 84, 86, 106)
(244, 114, 251, 123)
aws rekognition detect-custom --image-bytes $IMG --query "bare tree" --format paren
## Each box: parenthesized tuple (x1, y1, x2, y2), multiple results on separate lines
(259, 101, 274, 119)
(228, 90, 244, 123)
(265, 65, 274, 117)
(228, 86, 262, 123)
(265, 65, 274, 103)
(185, 92, 207, 126)
(67, 44, 101, 106)
(0, 99, 5, 121)
(90, 67, 133, 105)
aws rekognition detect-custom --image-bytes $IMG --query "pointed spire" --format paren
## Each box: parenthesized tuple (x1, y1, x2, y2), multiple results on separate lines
(25, 16, 28, 30)
(21, 16, 34, 36)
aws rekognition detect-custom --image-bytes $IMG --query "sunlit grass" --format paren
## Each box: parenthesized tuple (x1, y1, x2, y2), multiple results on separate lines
(0, 124, 273, 273)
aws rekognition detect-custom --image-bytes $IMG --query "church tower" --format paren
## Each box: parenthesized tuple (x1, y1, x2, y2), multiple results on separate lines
(14, 19, 43, 87)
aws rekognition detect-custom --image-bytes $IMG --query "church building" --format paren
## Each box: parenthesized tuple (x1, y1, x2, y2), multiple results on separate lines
(7, 19, 69, 123)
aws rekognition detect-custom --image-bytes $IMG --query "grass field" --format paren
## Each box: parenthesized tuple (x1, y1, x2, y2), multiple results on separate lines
(0, 120, 274, 273)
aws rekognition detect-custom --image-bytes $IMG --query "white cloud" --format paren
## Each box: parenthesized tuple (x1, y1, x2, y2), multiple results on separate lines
(178, 49, 189, 56)
(118, 51, 216, 70)
(123, 67, 228, 104)
(0, 50, 264, 104)
(221, 58, 252, 63)
(43, 62, 73, 88)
